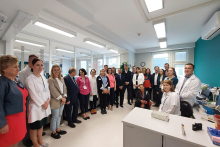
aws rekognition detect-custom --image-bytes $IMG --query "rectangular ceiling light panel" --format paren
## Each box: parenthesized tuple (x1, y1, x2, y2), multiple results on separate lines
(144, 0, 163, 12)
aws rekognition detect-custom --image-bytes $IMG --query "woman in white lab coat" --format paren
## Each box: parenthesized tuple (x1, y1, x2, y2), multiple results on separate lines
(26, 58, 51, 147)
(159, 80, 180, 115)
(133, 67, 144, 98)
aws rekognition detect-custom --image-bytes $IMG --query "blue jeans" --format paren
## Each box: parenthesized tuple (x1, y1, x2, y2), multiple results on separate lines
(50, 104, 64, 132)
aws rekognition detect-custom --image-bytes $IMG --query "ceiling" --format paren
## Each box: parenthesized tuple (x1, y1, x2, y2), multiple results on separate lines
(1, 0, 220, 58)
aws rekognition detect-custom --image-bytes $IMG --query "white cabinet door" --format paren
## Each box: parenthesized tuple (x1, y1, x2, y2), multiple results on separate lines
(123, 123, 162, 147)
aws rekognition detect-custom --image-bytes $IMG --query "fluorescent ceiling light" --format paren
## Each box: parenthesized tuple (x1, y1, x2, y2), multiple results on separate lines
(159, 38, 167, 48)
(83, 38, 106, 48)
(56, 48, 74, 53)
(153, 22, 166, 38)
(144, 0, 163, 12)
(14, 49, 30, 52)
(80, 52, 90, 57)
(15, 39, 46, 47)
(108, 49, 118, 53)
(34, 18, 76, 37)
(37, 53, 56, 57)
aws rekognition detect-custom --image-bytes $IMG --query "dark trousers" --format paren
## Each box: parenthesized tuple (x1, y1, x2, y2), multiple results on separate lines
(145, 88, 152, 99)
(124, 85, 131, 102)
(90, 95, 97, 109)
(131, 83, 134, 101)
(79, 93, 90, 114)
(153, 85, 159, 104)
(135, 100, 150, 109)
(65, 101, 79, 125)
(99, 93, 108, 110)
(22, 99, 31, 143)
(116, 88, 124, 106)
(157, 88, 163, 105)
(107, 88, 115, 106)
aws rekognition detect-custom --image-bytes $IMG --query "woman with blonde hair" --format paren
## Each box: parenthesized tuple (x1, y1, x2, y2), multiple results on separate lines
(159, 80, 180, 115)
(48, 64, 67, 139)
(0, 55, 28, 147)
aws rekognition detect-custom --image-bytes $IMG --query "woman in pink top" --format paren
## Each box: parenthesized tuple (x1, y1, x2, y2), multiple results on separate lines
(76, 68, 91, 120)
(106, 68, 116, 111)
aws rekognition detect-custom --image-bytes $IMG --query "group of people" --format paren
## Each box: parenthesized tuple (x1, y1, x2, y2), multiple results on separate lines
(0, 54, 202, 147)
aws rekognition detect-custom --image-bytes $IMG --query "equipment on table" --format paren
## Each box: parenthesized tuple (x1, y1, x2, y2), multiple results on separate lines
(214, 115, 220, 130)
(180, 101, 194, 118)
(192, 123, 202, 131)
(151, 111, 169, 122)
(207, 127, 220, 146)
(182, 124, 186, 136)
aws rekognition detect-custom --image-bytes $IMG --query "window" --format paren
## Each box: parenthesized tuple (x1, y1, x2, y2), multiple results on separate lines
(81, 61, 87, 70)
(175, 51, 186, 61)
(174, 64, 185, 79)
(108, 57, 119, 68)
(152, 53, 169, 72)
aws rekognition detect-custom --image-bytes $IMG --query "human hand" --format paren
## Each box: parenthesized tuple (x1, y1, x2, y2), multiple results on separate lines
(42, 103, 48, 110)
(114, 88, 116, 91)
(161, 89, 164, 93)
(61, 97, 66, 105)
(141, 104, 145, 108)
(120, 86, 123, 90)
(66, 101, 70, 105)
(157, 92, 159, 95)
(0, 124, 9, 134)
(90, 92, 93, 96)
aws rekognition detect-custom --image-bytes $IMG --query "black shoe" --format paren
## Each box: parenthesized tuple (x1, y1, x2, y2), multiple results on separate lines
(51, 132, 61, 139)
(104, 110, 107, 114)
(116, 105, 118, 108)
(128, 102, 132, 105)
(68, 123, 76, 128)
(42, 132, 46, 136)
(83, 117, 87, 120)
(120, 105, 123, 108)
(101, 110, 104, 114)
(22, 139, 33, 147)
(87, 116, 90, 119)
(57, 130, 67, 135)
(73, 119, 82, 124)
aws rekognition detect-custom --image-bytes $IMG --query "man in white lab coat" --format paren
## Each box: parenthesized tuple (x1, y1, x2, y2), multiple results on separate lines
(175, 63, 201, 107)
(19, 54, 39, 147)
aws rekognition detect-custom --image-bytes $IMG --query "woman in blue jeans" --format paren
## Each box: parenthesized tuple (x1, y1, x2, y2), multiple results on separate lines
(48, 65, 67, 139)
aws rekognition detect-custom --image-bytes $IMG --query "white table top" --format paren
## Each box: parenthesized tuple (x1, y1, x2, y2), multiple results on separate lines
(122, 108, 216, 147)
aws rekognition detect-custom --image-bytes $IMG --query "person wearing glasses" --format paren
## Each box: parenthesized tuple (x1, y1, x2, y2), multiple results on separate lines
(164, 67, 178, 89)
(0, 55, 28, 147)
(76, 68, 91, 120)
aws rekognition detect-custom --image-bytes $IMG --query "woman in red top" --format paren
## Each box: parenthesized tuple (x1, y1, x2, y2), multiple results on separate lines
(76, 68, 91, 120)
(143, 68, 152, 97)
(106, 68, 116, 111)
(0, 55, 28, 147)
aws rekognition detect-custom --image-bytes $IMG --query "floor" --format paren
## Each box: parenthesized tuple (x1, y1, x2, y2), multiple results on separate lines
(18, 103, 137, 147)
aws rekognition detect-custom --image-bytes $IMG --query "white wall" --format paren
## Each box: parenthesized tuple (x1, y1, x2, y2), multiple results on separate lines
(128, 50, 135, 67)
(188, 48, 194, 64)
(135, 52, 153, 70)
(0, 40, 6, 55)
(61, 59, 70, 76)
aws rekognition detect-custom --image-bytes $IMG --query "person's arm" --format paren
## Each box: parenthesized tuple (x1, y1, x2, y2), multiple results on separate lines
(114, 78, 116, 91)
(62, 78, 67, 98)
(107, 77, 110, 91)
(87, 78, 92, 93)
(26, 78, 45, 107)
(64, 77, 70, 102)
(181, 79, 201, 101)
(122, 76, 125, 88)
(173, 78, 178, 89)
(163, 105, 177, 114)
(0, 81, 7, 129)
(76, 77, 80, 88)
(48, 79, 62, 100)
(132, 74, 136, 86)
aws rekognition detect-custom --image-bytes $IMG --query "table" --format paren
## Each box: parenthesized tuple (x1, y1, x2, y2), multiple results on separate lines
(122, 108, 216, 147)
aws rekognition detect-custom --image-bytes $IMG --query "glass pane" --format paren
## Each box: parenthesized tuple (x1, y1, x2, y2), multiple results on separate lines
(175, 64, 185, 79)
(108, 57, 118, 68)
(153, 53, 169, 72)
(81, 61, 87, 69)
(175, 52, 186, 61)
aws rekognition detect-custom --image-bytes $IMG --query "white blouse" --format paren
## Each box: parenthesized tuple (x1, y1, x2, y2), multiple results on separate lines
(89, 75, 98, 96)
(159, 91, 181, 115)
(56, 78, 66, 100)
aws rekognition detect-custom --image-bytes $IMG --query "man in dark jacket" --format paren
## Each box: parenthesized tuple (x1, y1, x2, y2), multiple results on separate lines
(122, 64, 132, 105)
(116, 69, 125, 107)
(135, 84, 150, 109)
(64, 67, 82, 128)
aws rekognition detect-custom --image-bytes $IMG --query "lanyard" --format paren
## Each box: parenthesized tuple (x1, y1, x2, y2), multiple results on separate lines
(40, 75, 45, 88)
(161, 95, 169, 111)
(82, 77, 86, 85)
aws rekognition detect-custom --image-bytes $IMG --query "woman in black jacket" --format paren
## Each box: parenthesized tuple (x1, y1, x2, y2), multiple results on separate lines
(97, 69, 110, 114)
(135, 84, 150, 109)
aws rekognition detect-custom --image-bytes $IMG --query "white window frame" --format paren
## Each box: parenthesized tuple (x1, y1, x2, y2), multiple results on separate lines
(152, 51, 170, 71)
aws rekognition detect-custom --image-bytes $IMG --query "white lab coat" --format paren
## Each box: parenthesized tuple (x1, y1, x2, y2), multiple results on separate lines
(133, 73, 144, 89)
(26, 74, 51, 123)
(175, 74, 201, 106)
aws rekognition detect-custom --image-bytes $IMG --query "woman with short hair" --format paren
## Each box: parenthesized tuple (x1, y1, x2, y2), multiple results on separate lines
(48, 64, 67, 139)
(0, 55, 28, 147)
(76, 68, 91, 120)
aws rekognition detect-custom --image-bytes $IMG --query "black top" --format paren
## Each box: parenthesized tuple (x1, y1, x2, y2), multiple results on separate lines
(122, 70, 132, 85)
(136, 90, 150, 109)
(0, 76, 24, 128)
(64, 75, 79, 104)
(96, 75, 110, 94)
(115, 74, 125, 90)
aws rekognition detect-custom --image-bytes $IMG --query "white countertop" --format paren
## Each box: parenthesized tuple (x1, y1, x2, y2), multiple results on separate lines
(122, 107, 216, 147)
